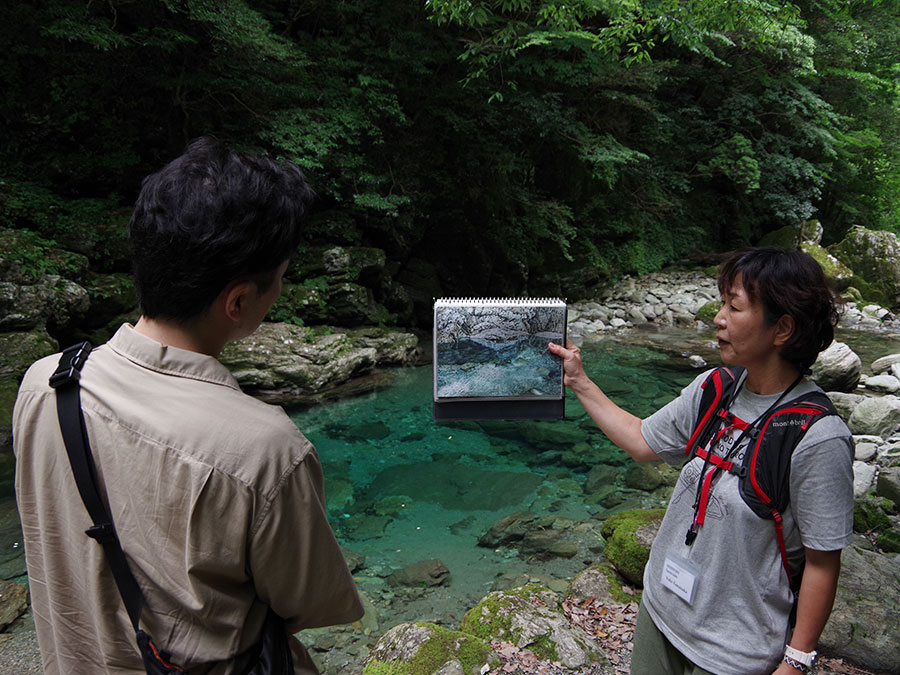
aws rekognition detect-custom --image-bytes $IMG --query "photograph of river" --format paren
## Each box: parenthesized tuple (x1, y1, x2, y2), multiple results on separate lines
(434, 299, 566, 399)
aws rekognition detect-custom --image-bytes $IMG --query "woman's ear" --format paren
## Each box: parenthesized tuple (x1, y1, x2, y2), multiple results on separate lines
(773, 314, 795, 347)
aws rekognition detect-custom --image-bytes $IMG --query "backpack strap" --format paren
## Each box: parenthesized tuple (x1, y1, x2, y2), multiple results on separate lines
(50, 342, 186, 673)
(740, 391, 837, 588)
(685, 366, 745, 459)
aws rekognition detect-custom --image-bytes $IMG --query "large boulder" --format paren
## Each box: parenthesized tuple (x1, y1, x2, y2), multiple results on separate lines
(219, 322, 418, 403)
(848, 396, 900, 438)
(459, 585, 610, 670)
(281, 246, 394, 326)
(818, 544, 900, 673)
(831, 226, 900, 308)
(758, 222, 853, 290)
(809, 341, 860, 393)
(0, 275, 89, 332)
(826, 391, 865, 423)
(363, 622, 497, 675)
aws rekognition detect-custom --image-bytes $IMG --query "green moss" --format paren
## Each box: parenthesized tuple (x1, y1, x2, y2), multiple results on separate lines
(529, 633, 560, 662)
(594, 562, 643, 604)
(363, 623, 495, 675)
(695, 299, 720, 323)
(758, 225, 800, 249)
(460, 593, 515, 642)
(854, 497, 893, 533)
(876, 529, 900, 553)
(800, 242, 852, 285)
(600, 509, 665, 539)
(601, 509, 665, 585)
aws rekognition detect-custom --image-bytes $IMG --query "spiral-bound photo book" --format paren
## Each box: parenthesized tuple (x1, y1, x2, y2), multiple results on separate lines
(433, 297, 567, 420)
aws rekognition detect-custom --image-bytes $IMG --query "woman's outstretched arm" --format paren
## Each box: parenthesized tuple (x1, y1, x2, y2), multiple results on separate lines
(549, 340, 659, 462)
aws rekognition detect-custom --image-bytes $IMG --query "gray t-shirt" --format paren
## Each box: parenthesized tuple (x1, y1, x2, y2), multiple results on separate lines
(640, 369, 854, 675)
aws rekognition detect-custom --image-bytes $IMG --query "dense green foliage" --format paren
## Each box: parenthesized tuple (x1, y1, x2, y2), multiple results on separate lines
(1, 0, 899, 308)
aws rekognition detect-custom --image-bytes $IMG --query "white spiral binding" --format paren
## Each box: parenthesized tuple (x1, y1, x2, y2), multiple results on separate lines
(434, 297, 565, 305)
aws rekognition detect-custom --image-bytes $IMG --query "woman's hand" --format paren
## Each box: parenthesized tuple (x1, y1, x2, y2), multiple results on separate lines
(772, 660, 801, 674)
(548, 339, 658, 461)
(547, 340, 591, 393)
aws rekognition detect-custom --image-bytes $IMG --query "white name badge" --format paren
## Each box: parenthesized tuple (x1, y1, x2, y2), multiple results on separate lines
(661, 554, 700, 605)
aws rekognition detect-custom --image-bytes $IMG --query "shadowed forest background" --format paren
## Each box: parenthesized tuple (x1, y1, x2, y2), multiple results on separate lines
(2, 0, 900, 328)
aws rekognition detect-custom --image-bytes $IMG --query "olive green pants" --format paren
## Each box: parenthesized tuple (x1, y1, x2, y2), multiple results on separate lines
(629, 603, 717, 675)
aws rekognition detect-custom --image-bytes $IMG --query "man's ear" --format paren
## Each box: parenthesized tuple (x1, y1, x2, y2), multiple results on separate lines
(221, 280, 256, 324)
(773, 314, 795, 347)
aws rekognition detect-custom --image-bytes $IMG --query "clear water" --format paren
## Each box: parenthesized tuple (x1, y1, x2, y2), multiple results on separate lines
(1, 327, 897, 629)
(284, 338, 702, 625)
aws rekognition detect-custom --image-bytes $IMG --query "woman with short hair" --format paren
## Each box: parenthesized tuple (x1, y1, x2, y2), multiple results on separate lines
(550, 246, 853, 675)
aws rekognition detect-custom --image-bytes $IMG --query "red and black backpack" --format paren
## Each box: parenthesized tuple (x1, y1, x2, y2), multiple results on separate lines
(684, 366, 838, 588)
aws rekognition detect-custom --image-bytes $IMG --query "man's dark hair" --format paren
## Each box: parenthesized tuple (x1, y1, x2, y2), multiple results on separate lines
(718, 246, 843, 372)
(129, 137, 315, 321)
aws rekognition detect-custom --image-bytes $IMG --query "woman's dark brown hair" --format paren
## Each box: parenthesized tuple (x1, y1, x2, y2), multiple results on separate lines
(718, 246, 843, 372)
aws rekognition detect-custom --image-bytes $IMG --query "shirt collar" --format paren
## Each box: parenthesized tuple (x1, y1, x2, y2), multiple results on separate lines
(107, 324, 240, 389)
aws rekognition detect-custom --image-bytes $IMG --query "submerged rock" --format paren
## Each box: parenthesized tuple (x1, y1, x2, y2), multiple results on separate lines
(387, 559, 451, 588)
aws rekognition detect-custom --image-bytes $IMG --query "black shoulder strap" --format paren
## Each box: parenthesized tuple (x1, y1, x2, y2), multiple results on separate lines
(685, 366, 745, 458)
(50, 342, 145, 631)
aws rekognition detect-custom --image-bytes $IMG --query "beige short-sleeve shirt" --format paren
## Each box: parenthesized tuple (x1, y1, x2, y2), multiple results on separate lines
(13, 325, 362, 674)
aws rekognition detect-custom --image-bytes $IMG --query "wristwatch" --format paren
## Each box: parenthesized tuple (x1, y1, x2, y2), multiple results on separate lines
(783, 645, 817, 672)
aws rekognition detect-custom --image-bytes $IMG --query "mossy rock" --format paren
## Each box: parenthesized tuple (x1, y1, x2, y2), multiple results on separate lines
(459, 585, 607, 668)
(800, 242, 853, 291)
(363, 622, 497, 675)
(0, 328, 57, 453)
(695, 299, 720, 324)
(830, 226, 900, 308)
(854, 496, 894, 534)
(600, 508, 665, 585)
(876, 529, 900, 553)
(759, 225, 803, 249)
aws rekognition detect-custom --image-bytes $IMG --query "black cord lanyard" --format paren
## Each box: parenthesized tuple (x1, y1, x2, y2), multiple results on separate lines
(684, 371, 804, 547)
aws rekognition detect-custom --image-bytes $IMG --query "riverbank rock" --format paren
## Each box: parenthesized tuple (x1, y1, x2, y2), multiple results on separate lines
(219, 322, 418, 403)
(0, 581, 27, 631)
(599, 509, 665, 585)
(810, 341, 861, 393)
(819, 544, 900, 673)
(459, 585, 610, 670)
(363, 622, 497, 675)
(849, 396, 900, 438)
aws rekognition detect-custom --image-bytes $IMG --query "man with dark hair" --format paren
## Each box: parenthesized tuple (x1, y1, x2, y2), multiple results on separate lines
(13, 138, 363, 674)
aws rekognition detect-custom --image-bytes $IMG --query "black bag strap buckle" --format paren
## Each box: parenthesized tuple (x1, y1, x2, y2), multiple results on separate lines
(85, 522, 118, 546)
(49, 341, 93, 389)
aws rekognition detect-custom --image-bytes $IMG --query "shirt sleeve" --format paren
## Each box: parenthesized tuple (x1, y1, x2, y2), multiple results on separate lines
(640, 370, 710, 466)
(789, 416, 855, 551)
(247, 447, 363, 632)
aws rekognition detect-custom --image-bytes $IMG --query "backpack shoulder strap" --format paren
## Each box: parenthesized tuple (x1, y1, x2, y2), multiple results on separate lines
(685, 366, 745, 458)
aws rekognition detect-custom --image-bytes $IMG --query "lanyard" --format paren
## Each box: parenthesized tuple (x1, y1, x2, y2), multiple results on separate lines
(684, 372, 804, 547)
